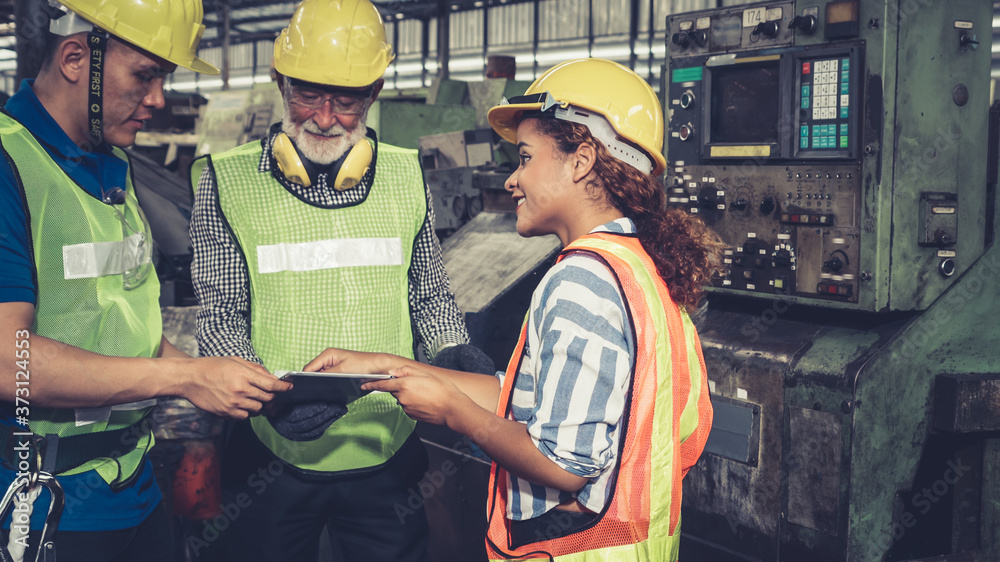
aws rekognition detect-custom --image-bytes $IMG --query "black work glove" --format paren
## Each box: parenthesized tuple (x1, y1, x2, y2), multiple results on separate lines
(432, 344, 496, 375)
(267, 401, 348, 442)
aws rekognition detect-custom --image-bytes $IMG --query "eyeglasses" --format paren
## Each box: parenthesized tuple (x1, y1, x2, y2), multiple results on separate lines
(102, 187, 152, 291)
(287, 83, 371, 115)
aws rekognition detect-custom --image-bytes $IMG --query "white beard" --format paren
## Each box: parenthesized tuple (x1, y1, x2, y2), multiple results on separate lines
(281, 103, 370, 166)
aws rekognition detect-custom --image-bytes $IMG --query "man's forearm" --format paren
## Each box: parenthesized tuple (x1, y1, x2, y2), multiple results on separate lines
(2, 302, 287, 419)
(2, 326, 189, 408)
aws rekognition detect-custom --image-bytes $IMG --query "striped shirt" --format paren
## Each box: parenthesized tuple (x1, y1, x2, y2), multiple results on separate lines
(499, 218, 636, 520)
(190, 125, 469, 363)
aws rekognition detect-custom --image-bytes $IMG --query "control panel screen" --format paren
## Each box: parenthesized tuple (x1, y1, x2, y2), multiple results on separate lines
(710, 62, 781, 144)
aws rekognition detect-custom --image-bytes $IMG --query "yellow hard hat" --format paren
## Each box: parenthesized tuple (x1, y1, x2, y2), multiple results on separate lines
(55, 0, 219, 75)
(273, 0, 395, 89)
(488, 58, 666, 175)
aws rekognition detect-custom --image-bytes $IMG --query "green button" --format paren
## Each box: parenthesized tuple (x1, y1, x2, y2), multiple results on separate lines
(842, 58, 850, 70)
(841, 82, 849, 94)
(840, 136, 849, 148)
(801, 135, 810, 149)
(801, 125, 809, 136)
(840, 124, 848, 135)
(842, 70, 850, 83)
(802, 97, 810, 109)
(840, 107, 849, 118)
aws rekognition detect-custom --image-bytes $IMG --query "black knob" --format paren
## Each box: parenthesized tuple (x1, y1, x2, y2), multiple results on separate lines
(789, 15, 817, 35)
(679, 91, 695, 109)
(773, 249, 792, 268)
(960, 31, 979, 50)
(731, 197, 749, 211)
(672, 32, 690, 48)
(759, 196, 776, 215)
(823, 257, 844, 272)
(692, 29, 708, 47)
(697, 186, 718, 208)
(753, 21, 780, 38)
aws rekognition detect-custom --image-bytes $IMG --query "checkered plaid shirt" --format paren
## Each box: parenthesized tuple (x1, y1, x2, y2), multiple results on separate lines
(189, 127, 469, 364)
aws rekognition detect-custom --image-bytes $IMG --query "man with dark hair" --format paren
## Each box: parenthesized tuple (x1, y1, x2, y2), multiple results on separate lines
(0, 2, 289, 560)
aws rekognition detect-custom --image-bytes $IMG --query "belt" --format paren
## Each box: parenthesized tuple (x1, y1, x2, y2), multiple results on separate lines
(0, 418, 149, 475)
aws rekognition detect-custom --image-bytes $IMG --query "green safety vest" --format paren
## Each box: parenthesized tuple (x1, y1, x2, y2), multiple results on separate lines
(1, 113, 160, 487)
(201, 138, 425, 473)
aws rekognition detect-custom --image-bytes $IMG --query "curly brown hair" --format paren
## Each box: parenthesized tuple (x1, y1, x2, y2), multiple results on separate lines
(528, 114, 725, 310)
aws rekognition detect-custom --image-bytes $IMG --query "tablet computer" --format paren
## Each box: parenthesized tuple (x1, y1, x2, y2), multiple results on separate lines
(272, 371, 392, 406)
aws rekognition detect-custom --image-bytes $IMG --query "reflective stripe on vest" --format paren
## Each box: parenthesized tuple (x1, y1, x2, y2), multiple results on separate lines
(485, 233, 713, 561)
(256, 237, 403, 273)
(62, 233, 151, 279)
(1, 113, 160, 484)
(203, 139, 425, 472)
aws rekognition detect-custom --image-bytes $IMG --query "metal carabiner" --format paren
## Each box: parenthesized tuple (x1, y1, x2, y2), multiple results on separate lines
(31, 473, 62, 562)
(0, 472, 63, 562)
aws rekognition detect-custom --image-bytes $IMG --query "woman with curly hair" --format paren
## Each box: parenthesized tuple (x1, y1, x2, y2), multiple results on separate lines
(306, 58, 723, 561)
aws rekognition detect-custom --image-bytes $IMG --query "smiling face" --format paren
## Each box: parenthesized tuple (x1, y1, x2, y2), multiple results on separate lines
(505, 116, 626, 246)
(99, 40, 175, 148)
(504, 118, 582, 245)
(281, 79, 379, 166)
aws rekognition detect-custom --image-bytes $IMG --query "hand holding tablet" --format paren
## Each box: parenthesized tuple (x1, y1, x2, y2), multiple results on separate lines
(272, 371, 394, 406)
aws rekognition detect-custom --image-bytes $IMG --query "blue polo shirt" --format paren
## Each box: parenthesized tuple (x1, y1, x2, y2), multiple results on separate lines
(0, 80, 161, 531)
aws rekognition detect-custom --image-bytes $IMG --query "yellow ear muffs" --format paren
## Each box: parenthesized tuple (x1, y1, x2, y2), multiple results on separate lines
(333, 139, 373, 191)
(272, 132, 312, 188)
(272, 133, 373, 191)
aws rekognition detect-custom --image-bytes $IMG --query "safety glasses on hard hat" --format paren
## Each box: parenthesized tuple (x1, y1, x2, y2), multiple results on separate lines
(497, 91, 654, 175)
(101, 187, 153, 291)
(287, 82, 374, 116)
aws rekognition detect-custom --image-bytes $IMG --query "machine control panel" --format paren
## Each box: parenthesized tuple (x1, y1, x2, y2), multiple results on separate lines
(667, 163, 861, 301)
(666, 1, 865, 305)
(663, 0, 986, 312)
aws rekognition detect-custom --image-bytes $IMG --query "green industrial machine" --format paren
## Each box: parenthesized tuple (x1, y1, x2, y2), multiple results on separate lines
(664, 1, 1000, 560)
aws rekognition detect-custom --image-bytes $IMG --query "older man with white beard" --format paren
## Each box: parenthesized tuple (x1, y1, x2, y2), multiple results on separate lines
(187, 0, 492, 560)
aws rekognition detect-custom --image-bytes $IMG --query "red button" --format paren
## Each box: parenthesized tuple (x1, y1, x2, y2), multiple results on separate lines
(802, 62, 811, 74)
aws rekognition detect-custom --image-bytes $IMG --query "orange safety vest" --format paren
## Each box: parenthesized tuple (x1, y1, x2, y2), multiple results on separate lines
(485, 232, 713, 561)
